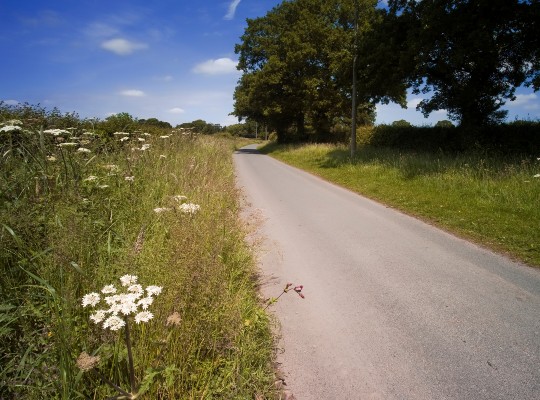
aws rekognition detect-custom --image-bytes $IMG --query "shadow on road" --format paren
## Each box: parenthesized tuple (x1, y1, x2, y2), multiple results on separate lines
(234, 147, 261, 155)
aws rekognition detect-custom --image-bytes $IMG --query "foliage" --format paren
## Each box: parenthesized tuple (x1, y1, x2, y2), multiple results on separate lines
(176, 119, 224, 134)
(362, 121, 540, 153)
(385, 0, 540, 126)
(0, 103, 275, 399)
(233, 0, 401, 143)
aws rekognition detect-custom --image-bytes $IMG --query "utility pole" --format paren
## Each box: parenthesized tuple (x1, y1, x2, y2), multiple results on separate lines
(351, 0, 359, 158)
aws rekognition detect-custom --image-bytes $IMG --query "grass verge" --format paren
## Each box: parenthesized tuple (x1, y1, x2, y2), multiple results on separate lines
(1, 122, 275, 399)
(259, 142, 540, 267)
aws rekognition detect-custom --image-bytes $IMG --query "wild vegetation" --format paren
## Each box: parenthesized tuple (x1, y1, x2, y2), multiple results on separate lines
(0, 103, 275, 399)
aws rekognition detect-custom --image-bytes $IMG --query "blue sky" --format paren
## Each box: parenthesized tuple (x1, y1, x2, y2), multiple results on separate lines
(1, 0, 539, 127)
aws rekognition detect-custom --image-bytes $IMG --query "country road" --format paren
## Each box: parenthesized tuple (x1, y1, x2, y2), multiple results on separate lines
(233, 144, 540, 400)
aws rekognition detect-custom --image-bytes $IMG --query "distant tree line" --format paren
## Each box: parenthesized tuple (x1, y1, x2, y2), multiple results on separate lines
(232, 0, 539, 143)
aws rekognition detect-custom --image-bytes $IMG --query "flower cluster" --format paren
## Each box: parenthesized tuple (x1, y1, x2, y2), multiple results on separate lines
(82, 275, 162, 330)
(179, 202, 200, 215)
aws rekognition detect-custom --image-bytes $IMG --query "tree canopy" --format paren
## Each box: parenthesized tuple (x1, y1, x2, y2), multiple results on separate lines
(233, 0, 403, 142)
(233, 0, 539, 138)
(386, 0, 540, 126)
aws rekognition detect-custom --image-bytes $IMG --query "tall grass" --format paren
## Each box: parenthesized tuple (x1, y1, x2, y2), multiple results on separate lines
(1, 118, 275, 398)
(260, 142, 540, 267)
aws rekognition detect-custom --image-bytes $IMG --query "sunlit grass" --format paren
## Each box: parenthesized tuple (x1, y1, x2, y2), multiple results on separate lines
(1, 118, 275, 399)
(260, 142, 540, 267)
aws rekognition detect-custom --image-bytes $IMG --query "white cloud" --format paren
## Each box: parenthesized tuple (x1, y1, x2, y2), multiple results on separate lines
(120, 89, 145, 97)
(169, 107, 185, 114)
(2, 99, 19, 106)
(101, 38, 148, 55)
(407, 98, 423, 108)
(192, 58, 238, 75)
(224, 0, 242, 20)
(510, 93, 537, 106)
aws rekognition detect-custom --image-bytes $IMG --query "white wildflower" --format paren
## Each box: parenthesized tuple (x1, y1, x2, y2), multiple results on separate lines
(82, 292, 100, 307)
(153, 207, 171, 214)
(138, 138, 146, 142)
(0, 125, 22, 133)
(77, 147, 91, 153)
(119, 298, 138, 316)
(44, 128, 70, 136)
(139, 144, 151, 151)
(534, 174, 540, 178)
(146, 285, 163, 296)
(5, 119, 22, 126)
(90, 310, 108, 324)
(46, 155, 57, 162)
(142, 132, 151, 137)
(160, 135, 170, 139)
(59, 142, 78, 147)
(138, 296, 154, 310)
(113, 131, 130, 136)
(120, 274, 138, 287)
(103, 316, 126, 331)
(119, 136, 130, 142)
(159, 155, 166, 158)
(125, 176, 135, 182)
(134, 311, 153, 324)
(101, 284, 117, 294)
(179, 203, 200, 215)
(84, 175, 98, 182)
(98, 184, 109, 189)
(80, 139, 91, 145)
(127, 284, 144, 296)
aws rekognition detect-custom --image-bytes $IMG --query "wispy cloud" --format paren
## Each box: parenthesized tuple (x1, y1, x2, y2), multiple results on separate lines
(2, 99, 20, 106)
(154, 75, 173, 81)
(407, 98, 423, 108)
(101, 38, 148, 55)
(169, 107, 185, 114)
(510, 93, 538, 106)
(192, 58, 238, 75)
(120, 89, 145, 97)
(224, 0, 241, 20)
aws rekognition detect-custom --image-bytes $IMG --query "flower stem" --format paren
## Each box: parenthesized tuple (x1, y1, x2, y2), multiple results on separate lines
(123, 318, 137, 394)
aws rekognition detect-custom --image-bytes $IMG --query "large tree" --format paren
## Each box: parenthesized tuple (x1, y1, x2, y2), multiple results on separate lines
(233, 0, 404, 142)
(386, 0, 539, 127)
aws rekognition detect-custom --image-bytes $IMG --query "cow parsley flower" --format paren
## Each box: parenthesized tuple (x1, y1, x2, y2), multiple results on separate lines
(84, 175, 98, 182)
(120, 274, 138, 287)
(146, 285, 163, 296)
(82, 275, 161, 330)
(125, 176, 135, 182)
(0, 125, 22, 133)
(120, 136, 130, 142)
(134, 311, 153, 324)
(101, 284, 117, 294)
(90, 310, 108, 324)
(138, 296, 154, 310)
(77, 147, 91, 153)
(153, 207, 171, 214)
(82, 292, 100, 307)
(59, 142, 78, 147)
(534, 174, 540, 178)
(103, 316, 126, 331)
(179, 203, 200, 215)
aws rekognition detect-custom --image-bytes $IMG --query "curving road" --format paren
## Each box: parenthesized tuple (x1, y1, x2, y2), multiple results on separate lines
(234, 144, 540, 400)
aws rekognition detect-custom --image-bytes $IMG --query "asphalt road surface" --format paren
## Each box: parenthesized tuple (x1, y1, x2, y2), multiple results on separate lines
(234, 144, 540, 400)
